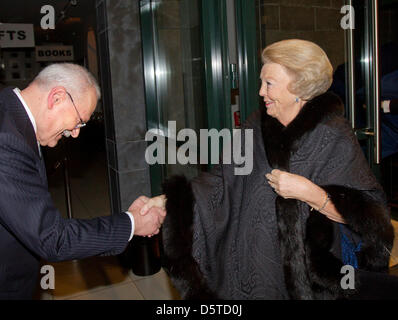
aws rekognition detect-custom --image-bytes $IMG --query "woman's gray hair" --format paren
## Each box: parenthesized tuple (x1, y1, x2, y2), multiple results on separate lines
(33, 63, 101, 100)
(262, 39, 333, 100)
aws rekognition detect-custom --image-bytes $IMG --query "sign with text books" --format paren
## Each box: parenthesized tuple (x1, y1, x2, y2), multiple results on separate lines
(35, 45, 74, 62)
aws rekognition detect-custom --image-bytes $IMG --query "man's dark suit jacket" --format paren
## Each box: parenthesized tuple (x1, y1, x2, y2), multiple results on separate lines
(0, 88, 131, 299)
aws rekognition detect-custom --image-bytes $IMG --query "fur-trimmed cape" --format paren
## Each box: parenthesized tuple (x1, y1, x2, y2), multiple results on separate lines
(161, 92, 394, 299)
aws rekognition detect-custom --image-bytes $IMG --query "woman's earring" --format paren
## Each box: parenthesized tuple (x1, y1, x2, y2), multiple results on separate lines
(295, 97, 300, 103)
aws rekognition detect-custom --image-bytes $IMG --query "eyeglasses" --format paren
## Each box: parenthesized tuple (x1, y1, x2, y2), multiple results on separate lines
(66, 91, 86, 129)
(62, 92, 86, 138)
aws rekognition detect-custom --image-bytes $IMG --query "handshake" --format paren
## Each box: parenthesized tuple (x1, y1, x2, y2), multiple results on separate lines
(127, 195, 167, 238)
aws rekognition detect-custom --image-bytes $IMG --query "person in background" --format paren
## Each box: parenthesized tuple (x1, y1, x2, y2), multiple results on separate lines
(379, 69, 398, 159)
(0, 63, 165, 299)
(330, 44, 398, 159)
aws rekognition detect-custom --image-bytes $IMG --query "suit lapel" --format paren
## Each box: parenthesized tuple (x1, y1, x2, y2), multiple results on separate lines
(0, 87, 41, 158)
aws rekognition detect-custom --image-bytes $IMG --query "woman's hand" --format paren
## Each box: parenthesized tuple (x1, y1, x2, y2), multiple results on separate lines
(265, 169, 310, 201)
(266, 169, 346, 223)
(137, 194, 167, 237)
(139, 194, 166, 215)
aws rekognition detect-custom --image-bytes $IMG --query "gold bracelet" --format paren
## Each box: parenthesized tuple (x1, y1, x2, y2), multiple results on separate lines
(310, 192, 330, 211)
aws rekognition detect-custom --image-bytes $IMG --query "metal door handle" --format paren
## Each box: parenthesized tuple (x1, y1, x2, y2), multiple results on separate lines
(346, 0, 356, 129)
(371, 0, 381, 164)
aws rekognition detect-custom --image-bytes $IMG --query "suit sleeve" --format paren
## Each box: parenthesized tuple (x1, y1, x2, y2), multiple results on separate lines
(0, 133, 131, 262)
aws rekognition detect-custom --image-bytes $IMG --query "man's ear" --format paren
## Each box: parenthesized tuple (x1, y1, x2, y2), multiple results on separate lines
(47, 86, 67, 110)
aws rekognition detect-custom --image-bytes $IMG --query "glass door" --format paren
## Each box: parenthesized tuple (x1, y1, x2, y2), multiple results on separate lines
(342, 0, 398, 208)
(377, 0, 398, 209)
(140, 0, 208, 195)
(201, 0, 259, 129)
(141, 0, 259, 194)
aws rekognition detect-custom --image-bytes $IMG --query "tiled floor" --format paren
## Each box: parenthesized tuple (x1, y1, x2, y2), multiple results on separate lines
(35, 223, 398, 300)
(35, 135, 180, 300)
(35, 129, 398, 300)
(36, 256, 180, 300)
(390, 219, 398, 268)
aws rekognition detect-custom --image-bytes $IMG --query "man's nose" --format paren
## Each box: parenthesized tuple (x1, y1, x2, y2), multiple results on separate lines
(71, 128, 80, 138)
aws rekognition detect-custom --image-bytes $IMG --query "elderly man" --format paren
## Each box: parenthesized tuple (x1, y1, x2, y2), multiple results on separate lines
(0, 63, 165, 299)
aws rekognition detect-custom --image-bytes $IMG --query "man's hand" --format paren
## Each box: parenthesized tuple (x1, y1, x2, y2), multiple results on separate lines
(127, 196, 166, 237)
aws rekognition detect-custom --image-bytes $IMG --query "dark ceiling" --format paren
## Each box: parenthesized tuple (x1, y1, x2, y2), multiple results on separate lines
(0, 0, 95, 25)
(0, 0, 97, 47)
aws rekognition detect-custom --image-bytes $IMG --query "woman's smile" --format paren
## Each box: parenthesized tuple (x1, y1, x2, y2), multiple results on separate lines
(265, 100, 274, 107)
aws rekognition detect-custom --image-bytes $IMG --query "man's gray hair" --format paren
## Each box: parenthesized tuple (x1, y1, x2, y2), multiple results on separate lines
(33, 63, 101, 100)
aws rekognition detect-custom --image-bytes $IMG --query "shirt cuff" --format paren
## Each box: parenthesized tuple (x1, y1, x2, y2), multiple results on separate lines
(381, 100, 391, 113)
(125, 211, 135, 241)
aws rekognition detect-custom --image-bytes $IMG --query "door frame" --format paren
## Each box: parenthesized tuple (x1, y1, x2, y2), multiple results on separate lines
(140, 0, 259, 195)
(235, 0, 260, 123)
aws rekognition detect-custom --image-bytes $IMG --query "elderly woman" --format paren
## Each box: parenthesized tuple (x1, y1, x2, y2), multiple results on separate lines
(159, 39, 395, 299)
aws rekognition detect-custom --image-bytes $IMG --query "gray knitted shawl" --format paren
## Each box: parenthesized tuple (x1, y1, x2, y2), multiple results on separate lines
(162, 92, 394, 300)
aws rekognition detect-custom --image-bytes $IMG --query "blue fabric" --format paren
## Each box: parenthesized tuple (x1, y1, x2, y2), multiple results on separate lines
(354, 69, 398, 159)
(357, 69, 398, 100)
(340, 224, 362, 269)
(381, 70, 398, 100)
(381, 113, 398, 158)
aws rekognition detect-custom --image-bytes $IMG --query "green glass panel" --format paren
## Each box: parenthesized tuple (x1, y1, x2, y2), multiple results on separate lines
(140, 0, 208, 194)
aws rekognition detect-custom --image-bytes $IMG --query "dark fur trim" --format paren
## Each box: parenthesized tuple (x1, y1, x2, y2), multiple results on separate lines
(161, 175, 218, 300)
(264, 92, 346, 299)
(321, 185, 394, 272)
(276, 197, 314, 299)
(305, 185, 394, 299)
(261, 92, 344, 170)
(305, 211, 357, 299)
